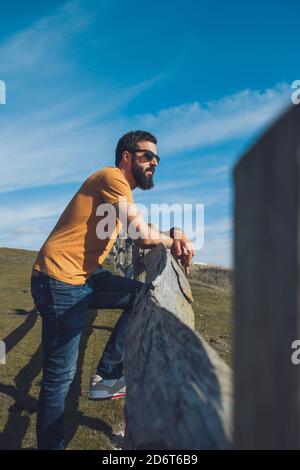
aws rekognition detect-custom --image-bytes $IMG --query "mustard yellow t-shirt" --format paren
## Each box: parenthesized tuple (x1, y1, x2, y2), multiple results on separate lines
(34, 167, 133, 285)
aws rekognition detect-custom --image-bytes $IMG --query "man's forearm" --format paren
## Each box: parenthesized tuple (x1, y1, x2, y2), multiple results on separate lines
(134, 225, 173, 249)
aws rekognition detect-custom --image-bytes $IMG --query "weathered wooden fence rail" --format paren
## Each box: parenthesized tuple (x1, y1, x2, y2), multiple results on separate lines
(108, 241, 232, 450)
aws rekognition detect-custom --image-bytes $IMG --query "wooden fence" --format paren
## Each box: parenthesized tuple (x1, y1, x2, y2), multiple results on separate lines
(107, 240, 232, 450)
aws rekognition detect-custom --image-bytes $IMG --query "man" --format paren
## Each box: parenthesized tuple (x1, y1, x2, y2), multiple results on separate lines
(31, 130, 195, 449)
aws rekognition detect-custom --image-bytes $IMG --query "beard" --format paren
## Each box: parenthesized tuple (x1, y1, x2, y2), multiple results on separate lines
(131, 160, 155, 190)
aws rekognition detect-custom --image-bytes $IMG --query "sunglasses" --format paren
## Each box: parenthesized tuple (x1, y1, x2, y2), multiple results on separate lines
(129, 148, 160, 165)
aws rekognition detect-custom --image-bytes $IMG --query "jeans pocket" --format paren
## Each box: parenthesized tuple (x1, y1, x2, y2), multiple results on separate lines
(31, 276, 45, 314)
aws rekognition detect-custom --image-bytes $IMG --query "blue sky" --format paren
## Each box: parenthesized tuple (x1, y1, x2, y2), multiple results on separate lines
(0, 0, 297, 266)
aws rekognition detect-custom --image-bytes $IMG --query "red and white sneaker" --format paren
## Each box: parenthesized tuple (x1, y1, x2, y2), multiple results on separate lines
(88, 375, 126, 400)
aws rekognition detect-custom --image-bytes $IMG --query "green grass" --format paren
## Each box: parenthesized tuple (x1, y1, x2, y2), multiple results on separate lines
(0, 247, 232, 449)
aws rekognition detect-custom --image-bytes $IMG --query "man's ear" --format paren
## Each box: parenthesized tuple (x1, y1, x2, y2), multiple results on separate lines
(122, 151, 131, 166)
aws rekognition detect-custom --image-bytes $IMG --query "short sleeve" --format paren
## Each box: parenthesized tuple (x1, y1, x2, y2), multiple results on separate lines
(98, 167, 134, 205)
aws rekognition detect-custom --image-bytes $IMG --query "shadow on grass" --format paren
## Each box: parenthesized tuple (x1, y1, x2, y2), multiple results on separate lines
(4, 308, 38, 353)
(0, 308, 123, 450)
(0, 309, 40, 449)
(65, 309, 123, 449)
(13, 308, 32, 316)
(92, 325, 114, 332)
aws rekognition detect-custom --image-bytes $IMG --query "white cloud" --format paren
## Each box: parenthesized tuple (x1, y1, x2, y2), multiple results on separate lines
(0, 1, 94, 75)
(135, 83, 291, 155)
(0, 0, 165, 194)
(0, 0, 291, 196)
(204, 217, 232, 235)
(10, 226, 45, 235)
(0, 196, 66, 250)
(199, 234, 233, 267)
(0, 201, 63, 229)
(199, 219, 233, 267)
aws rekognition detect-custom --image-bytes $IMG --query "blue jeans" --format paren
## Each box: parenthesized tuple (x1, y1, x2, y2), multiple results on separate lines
(31, 268, 143, 450)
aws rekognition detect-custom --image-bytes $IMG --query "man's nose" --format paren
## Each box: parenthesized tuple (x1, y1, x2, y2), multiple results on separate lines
(151, 157, 158, 166)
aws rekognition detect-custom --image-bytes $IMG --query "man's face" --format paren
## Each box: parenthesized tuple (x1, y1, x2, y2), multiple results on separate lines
(130, 140, 158, 190)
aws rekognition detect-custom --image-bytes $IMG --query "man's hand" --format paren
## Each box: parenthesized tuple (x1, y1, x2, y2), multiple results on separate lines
(170, 227, 195, 275)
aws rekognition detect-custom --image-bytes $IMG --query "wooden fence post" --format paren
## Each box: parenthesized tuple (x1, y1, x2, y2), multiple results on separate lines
(234, 104, 300, 449)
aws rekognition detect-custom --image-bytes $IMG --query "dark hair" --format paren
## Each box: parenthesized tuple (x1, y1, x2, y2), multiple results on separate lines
(115, 130, 157, 167)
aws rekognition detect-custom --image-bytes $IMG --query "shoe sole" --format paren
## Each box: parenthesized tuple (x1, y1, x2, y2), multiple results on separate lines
(89, 392, 126, 400)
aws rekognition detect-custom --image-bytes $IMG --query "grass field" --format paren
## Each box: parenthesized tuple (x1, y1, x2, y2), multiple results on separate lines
(0, 247, 232, 450)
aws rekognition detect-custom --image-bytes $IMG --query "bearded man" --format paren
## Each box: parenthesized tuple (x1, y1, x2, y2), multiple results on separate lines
(31, 130, 195, 449)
